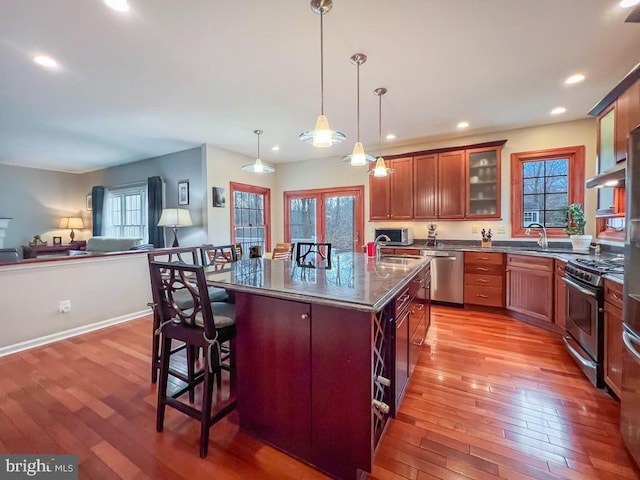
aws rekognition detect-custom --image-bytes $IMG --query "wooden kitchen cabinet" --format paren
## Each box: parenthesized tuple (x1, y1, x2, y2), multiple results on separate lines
(506, 254, 554, 323)
(615, 78, 640, 163)
(413, 153, 438, 219)
(604, 279, 624, 398)
(464, 252, 505, 307)
(554, 259, 567, 330)
(369, 156, 413, 220)
(466, 146, 502, 219)
(438, 150, 466, 219)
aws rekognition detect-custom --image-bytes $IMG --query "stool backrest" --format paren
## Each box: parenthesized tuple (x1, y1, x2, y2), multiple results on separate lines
(271, 242, 292, 260)
(295, 242, 331, 263)
(147, 246, 198, 265)
(199, 244, 238, 268)
(148, 260, 218, 337)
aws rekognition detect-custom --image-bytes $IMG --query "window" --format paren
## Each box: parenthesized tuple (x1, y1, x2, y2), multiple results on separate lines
(104, 185, 148, 241)
(230, 182, 271, 258)
(511, 146, 585, 237)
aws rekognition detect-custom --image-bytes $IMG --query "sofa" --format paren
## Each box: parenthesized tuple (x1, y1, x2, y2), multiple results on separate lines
(84, 237, 143, 254)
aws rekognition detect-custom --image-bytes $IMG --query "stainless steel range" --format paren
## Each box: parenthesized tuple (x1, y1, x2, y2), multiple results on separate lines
(563, 256, 624, 388)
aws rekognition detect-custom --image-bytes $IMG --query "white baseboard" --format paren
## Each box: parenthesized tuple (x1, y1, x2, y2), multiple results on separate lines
(0, 309, 152, 358)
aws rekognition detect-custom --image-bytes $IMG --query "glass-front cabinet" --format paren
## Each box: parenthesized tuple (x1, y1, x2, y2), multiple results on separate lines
(466, 146, 502, 219)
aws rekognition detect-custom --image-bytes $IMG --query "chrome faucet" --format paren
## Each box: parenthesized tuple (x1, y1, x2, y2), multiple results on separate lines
(374, 234, 391, 259)
(526, 223, 548, 250)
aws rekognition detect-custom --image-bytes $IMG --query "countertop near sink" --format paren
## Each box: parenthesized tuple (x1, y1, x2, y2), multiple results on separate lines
(382, 241, 623, 263)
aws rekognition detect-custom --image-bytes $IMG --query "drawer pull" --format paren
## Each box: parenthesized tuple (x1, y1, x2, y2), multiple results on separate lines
(476, 279, 490, 283)
(413, 304, 425, 311)
(478, 256, 490, 260)
(412, 337, 425, 346)
(372, 399, 390, 414)
(398, 294, 410, 302)
(610, 292, 621, 301)
(476, 294, 489, 298)
(476, 267, 490, 272)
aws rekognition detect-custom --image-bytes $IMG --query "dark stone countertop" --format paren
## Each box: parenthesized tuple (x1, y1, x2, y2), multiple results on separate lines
(204, 253, 429, 313)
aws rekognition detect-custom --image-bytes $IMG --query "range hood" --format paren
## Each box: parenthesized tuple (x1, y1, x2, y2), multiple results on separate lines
(586, 166, 626, 189)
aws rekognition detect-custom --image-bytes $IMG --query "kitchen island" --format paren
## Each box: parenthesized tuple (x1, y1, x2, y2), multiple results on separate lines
(205, 253, 430, 480)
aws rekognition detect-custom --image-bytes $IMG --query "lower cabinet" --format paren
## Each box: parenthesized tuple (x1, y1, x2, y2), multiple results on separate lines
(464, 252, 505, 307)
(394, 308, 410, 407)
(506, 254, 554, 323)
(554, 259, 567, 330)
(604, 279, 624, 397)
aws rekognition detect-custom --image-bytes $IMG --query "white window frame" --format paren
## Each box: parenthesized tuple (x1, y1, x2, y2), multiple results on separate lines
(104, 184, 148, 242)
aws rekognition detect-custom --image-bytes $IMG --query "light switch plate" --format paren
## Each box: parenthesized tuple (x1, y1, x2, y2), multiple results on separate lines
(471, 226, 479, 234)
(497, 226, 506, 234)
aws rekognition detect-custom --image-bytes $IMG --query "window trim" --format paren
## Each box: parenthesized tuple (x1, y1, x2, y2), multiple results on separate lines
(229, 182, 271, 253)
(510, 145, 585, 238)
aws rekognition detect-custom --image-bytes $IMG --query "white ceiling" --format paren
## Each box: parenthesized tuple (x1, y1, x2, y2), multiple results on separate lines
(0, 0, 639, 173)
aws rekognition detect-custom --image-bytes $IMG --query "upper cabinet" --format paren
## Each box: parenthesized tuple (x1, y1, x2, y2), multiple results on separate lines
(597, 105, 616, 173)
(369, 157, 413, 220)
(466, 146, 502, 219)
(370, 141, 505, 221)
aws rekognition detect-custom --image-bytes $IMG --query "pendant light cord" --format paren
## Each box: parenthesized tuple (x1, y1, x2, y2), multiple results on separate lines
(356, 62, 360, 142)
(378, 93, 382, 157)
(320, 12, 324, 116)
(257, 131, 261, 158)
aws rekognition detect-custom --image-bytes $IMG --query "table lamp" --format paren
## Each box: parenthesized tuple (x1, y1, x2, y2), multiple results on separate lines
(157, 208, 193, 247)
(59, 217, 84, 242)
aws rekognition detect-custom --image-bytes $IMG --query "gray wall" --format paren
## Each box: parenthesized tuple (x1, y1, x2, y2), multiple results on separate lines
(82, 146, 207, 246)
(0, 146, 207, 251)
(0, 164, 86, 250)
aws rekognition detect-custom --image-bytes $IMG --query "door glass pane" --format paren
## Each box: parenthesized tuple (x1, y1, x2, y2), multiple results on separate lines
(290, 198, 317, 243)
(324, 195, 355, 253)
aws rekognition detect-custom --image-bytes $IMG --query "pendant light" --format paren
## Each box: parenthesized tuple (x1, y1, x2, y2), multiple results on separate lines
(299, 0, 345, 148)
(342, 53, 376, 166)
(370, 88, 394, 177)
(242, 130, 275, 174)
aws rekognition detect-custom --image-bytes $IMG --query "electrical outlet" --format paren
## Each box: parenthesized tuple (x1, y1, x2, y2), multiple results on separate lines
(471, 226, 479, 234)
(59, 300, 71, 313)
(497, 226, 506, 234)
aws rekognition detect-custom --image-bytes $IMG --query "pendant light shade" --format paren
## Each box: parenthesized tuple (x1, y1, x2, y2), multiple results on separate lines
(242, 130, 275, 174)
(299, 0, 345, 148)
(342, 53, 376, 166)
(369, 87, 394, 177)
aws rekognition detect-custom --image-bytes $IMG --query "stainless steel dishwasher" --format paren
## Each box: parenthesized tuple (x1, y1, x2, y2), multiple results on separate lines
(421, 250, 464, 305)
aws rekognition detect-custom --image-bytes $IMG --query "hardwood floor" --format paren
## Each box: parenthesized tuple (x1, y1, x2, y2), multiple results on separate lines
(1, 306, 638, 479)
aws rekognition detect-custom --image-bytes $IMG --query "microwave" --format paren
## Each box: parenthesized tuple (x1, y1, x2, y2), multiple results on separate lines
(374, 228, 414, 246)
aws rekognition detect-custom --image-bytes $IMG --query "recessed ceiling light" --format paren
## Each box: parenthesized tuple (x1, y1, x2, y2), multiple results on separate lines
(457, 121, 469, 129)
(32, 55, 58, 69)
(565, 73, 585, 85)
(104, 0, 130, 12)
(551, 107, 567, 115)
(386, 133, 396, 140)
(271, 145, 280, 151)
(620, 0, 640, 8)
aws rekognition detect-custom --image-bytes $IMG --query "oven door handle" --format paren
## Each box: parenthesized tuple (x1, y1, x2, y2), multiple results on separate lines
(622, 324, 640, 364)
(562, 276, 597, 297)
(562, 335, 597, 369)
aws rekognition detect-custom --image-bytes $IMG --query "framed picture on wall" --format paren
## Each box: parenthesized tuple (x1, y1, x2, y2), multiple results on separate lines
(178, 180, 189, 205)
(213, 187, 226, 208)
(86, 194, 92, 211)
(53, 236, 62, 245)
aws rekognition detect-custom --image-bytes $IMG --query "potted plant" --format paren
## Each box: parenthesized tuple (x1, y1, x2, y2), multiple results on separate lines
(565, 203, 591, 251)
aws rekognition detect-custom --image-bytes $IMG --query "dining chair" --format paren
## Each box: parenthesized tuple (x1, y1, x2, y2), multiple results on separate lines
(271, 242, 293, 260)
(295, 242, 332, 264)
(148, 260, 236, 458)
(147, 247, 228, 385)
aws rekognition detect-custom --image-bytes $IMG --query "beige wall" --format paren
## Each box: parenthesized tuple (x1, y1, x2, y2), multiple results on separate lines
(274, 118, 601, 244)
(0, 253, 151, 353)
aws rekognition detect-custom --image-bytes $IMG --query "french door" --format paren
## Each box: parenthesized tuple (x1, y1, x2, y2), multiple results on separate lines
(284, 186, 364, 254)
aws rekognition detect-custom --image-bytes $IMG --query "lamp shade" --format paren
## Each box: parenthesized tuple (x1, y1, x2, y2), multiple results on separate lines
(157, 208, 193, 227)
(59, 217, 84, 229)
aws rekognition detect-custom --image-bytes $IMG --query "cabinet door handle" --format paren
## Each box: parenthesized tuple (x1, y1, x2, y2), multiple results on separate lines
(476, 294, 489, 298)
(412, 337, 425, 346)
(611, 292, 621, 301)
(413, 304, 425, 311)
(301, 313, 310, 320)
(476, 267, 490, 272)
(398, 294, 410, 302)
